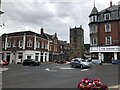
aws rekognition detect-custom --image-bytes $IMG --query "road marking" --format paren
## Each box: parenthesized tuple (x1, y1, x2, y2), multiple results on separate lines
(0, 68, 8, 72)
(108, 85, 120, 88)
(60, 67, 74, 70)
(81, 69, 89, 71)
(45, 68, 57, 72)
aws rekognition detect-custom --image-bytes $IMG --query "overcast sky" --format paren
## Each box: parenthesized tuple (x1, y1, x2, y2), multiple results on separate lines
(0, 0, 119, 43)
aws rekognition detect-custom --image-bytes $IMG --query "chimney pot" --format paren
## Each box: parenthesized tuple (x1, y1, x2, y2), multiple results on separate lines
(110, 1, 112, 7)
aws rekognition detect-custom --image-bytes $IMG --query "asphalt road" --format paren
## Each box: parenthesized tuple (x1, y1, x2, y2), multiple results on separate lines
(1, 63, 119, 89)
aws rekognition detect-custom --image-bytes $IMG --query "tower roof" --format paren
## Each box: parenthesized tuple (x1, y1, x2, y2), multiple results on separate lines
(89, 6, 98, 17)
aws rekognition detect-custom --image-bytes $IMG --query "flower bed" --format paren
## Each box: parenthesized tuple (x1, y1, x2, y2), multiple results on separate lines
(77, 78, 108, 90)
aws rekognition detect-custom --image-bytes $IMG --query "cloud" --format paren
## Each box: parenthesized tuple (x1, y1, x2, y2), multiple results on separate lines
(0, 0, 119, 43)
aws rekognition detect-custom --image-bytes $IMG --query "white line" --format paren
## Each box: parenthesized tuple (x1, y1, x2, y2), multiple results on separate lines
(81, 69, 89, 71)
(60, 68, 74, 70)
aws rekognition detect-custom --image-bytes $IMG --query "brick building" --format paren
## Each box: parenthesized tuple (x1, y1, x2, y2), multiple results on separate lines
(40, 28, 59, 61)
(89, 1, 120, 63)
(1, 31, 49, 64)
(58, 40, 70, 61)
(69, 26, 84, 59)
(0, 36, 1, 62)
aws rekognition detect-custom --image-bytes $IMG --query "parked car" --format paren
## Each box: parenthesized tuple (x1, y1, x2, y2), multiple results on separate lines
(112, 60, 120, 64)
(1, 60, 8, 66)
(92, 59, 102, 65)
(23, 59, 40, 66)
(70, 58, 92, 68)
(54, 60, 66, 64)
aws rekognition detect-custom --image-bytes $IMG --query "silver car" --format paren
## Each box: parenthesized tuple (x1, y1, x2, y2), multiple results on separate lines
(70, 58, 92, 68)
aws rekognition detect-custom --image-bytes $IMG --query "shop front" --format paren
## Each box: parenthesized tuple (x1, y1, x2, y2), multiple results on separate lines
(90, 46, 120, 63)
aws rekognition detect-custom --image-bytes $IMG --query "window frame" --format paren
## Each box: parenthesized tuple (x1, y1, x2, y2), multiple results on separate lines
(19, 40, 23, 48)
(13, 40, 16, 47)
(105, 36, 112, 45)
(27, 39, 32, 47)
(105, 23, 111, 32)
(7, 40, 11, 48)
(104, 13, 110, 20)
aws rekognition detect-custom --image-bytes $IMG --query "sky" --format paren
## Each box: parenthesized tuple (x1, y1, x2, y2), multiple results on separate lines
(0, 0, 119, 44)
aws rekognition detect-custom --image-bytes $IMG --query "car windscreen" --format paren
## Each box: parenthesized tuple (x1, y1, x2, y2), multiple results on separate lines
(81, 60, 86, 62)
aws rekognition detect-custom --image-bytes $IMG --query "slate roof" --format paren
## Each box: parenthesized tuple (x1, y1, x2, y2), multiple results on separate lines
(2, 31, 41, 37)
(100, 5, 118, 13)
(89, 6, 98, 16)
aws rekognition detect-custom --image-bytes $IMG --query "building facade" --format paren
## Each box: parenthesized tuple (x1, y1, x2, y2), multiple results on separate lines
(2, 31, 49, 64)
(89, 2, 120, 63)
(40, 28, 59, 61)
(0, 36, 2, 61)
(69, 26, 84, 59)
(58, 40, 70, 61)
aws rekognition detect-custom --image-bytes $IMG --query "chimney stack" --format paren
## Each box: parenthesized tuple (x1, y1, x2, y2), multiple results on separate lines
(110, 0, 112, 7)
(41, 27, 44, 34)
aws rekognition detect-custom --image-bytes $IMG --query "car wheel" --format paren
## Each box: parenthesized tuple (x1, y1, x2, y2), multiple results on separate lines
(70, 64, 73, 67)
(80, 65, 83, 69)
(23, 63, 26, 66)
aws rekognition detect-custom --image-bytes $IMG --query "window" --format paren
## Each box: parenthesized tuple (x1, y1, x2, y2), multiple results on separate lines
(90, 37, 97, 46)
(13, 40, 16, 47)
(18, 53, 23, 59)
(45, 43, 48, 49)
(119, 11, 120, 16)
(73, 37, 77, 42)
(7, 40, 11, 48)
(105, 36, 112, 45)
(105, 23, 111, 32)
(41, 42, 44, 49)
(36, 41, 40, 48)
(2, 41, 4, 48)
(104, 13, 110, 20)
(19, 40, 23, 48)
(49, 46, 52, 51)
(74, 30, 77, 35)
(90, 16, 97, 22)
(27, 39, 32, 47)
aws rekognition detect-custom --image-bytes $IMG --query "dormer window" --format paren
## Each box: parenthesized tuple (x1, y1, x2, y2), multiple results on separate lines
(104, 13, 110, 20)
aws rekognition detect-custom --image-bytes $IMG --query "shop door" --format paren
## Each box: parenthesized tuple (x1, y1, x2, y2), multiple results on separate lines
(104, 53, 114, 63)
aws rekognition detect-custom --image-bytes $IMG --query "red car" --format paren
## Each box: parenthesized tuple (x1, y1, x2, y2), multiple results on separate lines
(1, 60, 8, 65)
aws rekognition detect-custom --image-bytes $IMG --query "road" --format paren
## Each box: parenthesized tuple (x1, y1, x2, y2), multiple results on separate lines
(1, 63, 119, 89)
